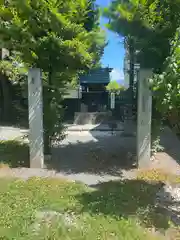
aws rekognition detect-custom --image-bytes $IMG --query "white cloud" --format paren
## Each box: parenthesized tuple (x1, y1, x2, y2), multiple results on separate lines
(110, 68, 124, 81)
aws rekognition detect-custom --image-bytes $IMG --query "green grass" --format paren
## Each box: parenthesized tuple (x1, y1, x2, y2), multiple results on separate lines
(0, 141, 179, 239)
(0, 177, 173, 240)
(137, 168, 180, 184)
(0, 140, 29, 168)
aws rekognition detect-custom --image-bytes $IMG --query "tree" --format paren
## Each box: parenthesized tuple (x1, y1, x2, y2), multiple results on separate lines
(104, 0, 180, 72)
(84, 0, 107, 67)
(0, 50, 27, 123)
(150, 28, 180, 115)
(106, 80, 125, 93)
(0, 0, 106, 154)
(103, 0, 180, 154)
(84, 0, 99, 32)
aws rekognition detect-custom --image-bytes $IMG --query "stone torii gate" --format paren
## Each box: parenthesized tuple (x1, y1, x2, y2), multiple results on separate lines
(27, 68, 153, 169)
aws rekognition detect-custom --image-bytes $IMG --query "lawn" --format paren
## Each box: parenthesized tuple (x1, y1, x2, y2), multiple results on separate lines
(0, 176, 174, 240)
(0, 140, 179, 239)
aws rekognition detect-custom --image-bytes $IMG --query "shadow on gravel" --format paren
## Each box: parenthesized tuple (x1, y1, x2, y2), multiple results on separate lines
(159, 127, 180, 166)
(49, 130, 136, 176)
(0, 129, 136, 175)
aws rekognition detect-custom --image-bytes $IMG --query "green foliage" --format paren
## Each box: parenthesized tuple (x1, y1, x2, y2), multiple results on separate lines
(43, 78, 66, 143)
(0, 0, 105, 72)
(104, 0, 180, 71)
(84, 0, 107, 66)
(0, 0, 106, 90)
(0, 0, 106, 150)
(84, 0, 99, 31)
(106, 80, 125, 93)
(150, 28, 180, 114)
(0, 52, 27, 83)
(151, 119, 164, 154)
(0, 0, 106, 84)
(104, 0, 180, 145)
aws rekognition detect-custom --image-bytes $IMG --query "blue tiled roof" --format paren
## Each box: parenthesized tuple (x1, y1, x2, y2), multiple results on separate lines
(79, 68, 112, 84)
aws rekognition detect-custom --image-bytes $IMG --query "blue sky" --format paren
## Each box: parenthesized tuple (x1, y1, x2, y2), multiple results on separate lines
(96, 0, 125, 81)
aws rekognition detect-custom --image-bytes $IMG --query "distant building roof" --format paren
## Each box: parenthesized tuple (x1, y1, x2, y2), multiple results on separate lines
(79, 68, 112, 84)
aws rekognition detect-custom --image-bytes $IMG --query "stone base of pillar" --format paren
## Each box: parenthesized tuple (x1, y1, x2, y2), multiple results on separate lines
(44, 154, 52, 162)
(30, 155, 44, 168)
(123, 119, 136, 137)
(42, 154, 52, 169)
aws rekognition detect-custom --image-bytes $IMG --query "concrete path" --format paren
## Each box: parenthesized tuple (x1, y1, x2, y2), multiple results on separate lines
(0, 167, 136, 185)
(65, 123, 124, 131)
(0, 126, 28, 141)
(0, 122, 125, 140)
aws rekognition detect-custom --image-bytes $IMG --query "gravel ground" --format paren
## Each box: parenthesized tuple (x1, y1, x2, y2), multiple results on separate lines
(50, 131, 137, 180)
(0, 127, 137, 185)
(1, 125, 180, 185)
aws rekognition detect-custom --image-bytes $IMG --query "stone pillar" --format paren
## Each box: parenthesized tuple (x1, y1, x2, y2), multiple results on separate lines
(137, 69, 152, 168)
(28, 68, 44, 168)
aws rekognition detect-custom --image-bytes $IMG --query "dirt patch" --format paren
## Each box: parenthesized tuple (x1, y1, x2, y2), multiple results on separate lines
(31, 210, 78, 235)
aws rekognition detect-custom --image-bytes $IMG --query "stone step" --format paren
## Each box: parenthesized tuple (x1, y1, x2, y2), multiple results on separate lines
(74, 112, 111, 125)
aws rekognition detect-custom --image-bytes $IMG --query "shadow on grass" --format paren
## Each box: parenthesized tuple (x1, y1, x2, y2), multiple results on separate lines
(76, 179, 170, 231)
(0, 140, 29, 168)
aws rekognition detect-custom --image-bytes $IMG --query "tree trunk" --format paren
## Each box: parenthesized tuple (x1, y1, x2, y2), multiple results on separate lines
(129, 37, 135, 112)
(43, 67, 53, 155)
(0, 75, 12, 123)
(124, 37, 135, 136)
(44, 130, 51, 155)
